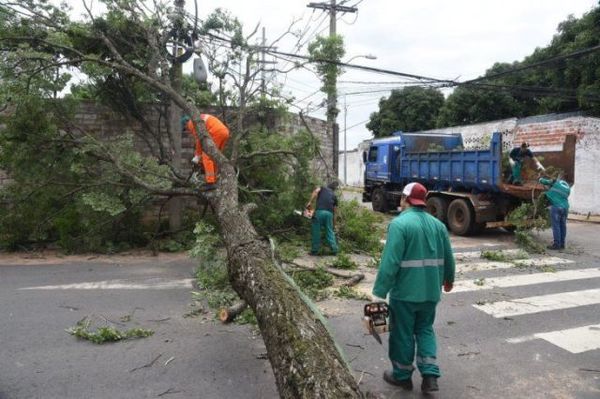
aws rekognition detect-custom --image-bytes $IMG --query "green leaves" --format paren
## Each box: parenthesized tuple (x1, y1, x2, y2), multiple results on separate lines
(367, 87, 445, 137)
(308, 35, 346, 118)
(67, 318, 154, 344)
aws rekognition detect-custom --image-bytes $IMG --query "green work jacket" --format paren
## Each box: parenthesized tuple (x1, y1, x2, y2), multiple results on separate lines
(539, 178, 570, 211)
(373, 207, 455, 303)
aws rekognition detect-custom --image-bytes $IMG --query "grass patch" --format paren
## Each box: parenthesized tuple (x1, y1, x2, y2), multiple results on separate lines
(67, 318, 153, 344)
(481, 249, 528, 262)
(327, 253, 358, 270)
(334, 286, 370, 301)
(236, 308, 258, 325)
(291, 267, 333, 301)
(473, 278, 486, 286)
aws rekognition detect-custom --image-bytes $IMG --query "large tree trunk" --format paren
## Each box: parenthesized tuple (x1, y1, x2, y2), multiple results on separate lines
(207, 163, 363, 398)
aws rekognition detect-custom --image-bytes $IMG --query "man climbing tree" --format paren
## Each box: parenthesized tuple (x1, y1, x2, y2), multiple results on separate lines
(182, 113, 230, 190)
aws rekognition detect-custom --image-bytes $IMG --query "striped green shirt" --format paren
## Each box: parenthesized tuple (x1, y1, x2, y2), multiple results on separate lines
(539, 178, 570, 210)
(373, 207, 455, 303)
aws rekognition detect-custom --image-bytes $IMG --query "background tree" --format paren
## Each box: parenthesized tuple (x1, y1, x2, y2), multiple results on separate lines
(0, 1, 363, 397)
(366, 86, 444, 137)
(436, 84, 521, 127)
(437, 5, 600, 127)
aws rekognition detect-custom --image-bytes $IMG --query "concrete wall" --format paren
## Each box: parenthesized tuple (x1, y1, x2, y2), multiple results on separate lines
(0, 101, 331, 220)
(341, 112, 600, 215)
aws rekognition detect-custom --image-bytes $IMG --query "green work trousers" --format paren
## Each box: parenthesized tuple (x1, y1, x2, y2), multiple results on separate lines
(311, 209, 338, 255)
(511, 160, 523, 184)
(388, 299, 441, 381)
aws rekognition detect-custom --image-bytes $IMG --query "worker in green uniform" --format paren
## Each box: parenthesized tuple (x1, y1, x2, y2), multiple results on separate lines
(539, 175, 571, 250)
(508, 142, 545, 185)
(305, 181, 339, 256)
(372, 182, 455, 394)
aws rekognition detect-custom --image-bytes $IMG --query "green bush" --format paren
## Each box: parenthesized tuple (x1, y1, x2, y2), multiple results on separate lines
(337, 199, 385, 253)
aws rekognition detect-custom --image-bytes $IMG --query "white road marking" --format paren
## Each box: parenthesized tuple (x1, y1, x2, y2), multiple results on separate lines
(19, 278, 194, 290)
(534, 324, 600, 354)
(512, 257, 575, 267)
(456, 261, 515, 273)
(455, 249, 524, 260)
(506, 335, 536, 344)
(473, 288, 600, 318)
(450, 268, 600, 293)
(507, 324, 600, 354)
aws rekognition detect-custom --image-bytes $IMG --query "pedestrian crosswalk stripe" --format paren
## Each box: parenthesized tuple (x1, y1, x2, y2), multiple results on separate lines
(473, 288, 600, 318)
(19, 278, 195, 290)
(456, 261, 515, 273)
(532, 324, 600, 353)
(450, 268, 600, 293)
(512, 257, 576, 267)
(508, 324, 600, 353)
(454, 249, 524, 261)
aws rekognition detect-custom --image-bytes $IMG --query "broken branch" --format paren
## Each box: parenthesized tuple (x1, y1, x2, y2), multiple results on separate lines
(218, 301, 248, 323)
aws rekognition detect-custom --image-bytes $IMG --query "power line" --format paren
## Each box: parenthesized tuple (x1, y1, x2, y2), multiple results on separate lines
(463, 44, 600, 85)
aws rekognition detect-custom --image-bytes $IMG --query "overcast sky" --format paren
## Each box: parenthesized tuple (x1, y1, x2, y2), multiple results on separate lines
(81, 0, 599, 150)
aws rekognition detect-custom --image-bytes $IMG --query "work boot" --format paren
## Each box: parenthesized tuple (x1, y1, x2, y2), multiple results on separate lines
(421, 375, 439, 393)
(383, 370, 413, 391)
(547, 244, 561, 250)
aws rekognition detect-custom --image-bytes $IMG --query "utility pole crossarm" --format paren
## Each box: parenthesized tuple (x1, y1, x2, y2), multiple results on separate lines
(306, 2, 358, 13)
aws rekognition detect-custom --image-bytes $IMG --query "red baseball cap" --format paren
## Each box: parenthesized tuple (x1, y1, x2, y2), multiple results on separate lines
(402, 182, 427, 206)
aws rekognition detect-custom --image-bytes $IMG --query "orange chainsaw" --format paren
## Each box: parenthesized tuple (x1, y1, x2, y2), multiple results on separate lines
(363, 302, 390, 344)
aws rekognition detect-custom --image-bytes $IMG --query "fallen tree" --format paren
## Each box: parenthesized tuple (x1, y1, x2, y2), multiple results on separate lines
(0, 2, 363, 397)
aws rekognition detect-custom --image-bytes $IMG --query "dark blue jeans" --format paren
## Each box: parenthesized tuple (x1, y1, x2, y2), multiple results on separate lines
(550, 206, 567, 248)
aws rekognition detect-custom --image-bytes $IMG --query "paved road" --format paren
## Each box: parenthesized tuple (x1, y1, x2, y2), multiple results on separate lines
(0, 222, 598, 398)
(333, 235, 600, 398)
(0, 254, 277, 399)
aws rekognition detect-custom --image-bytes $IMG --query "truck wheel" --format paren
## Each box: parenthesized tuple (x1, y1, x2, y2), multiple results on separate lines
(426, 197, 449, 224)
(372, 188, 388, 213)
(447, 199, 475, 236)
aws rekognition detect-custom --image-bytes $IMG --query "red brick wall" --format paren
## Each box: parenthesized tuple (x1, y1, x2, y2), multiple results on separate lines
(513, 119, 586, 148)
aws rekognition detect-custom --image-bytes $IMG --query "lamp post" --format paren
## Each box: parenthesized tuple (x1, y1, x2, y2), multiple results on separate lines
(343, 54, 376, 185)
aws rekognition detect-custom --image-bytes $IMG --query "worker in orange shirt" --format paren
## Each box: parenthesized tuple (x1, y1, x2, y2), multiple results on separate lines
(182, 114, 230, 190)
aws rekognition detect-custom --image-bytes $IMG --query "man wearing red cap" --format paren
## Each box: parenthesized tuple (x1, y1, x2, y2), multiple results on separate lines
(373, 182, 455, 394)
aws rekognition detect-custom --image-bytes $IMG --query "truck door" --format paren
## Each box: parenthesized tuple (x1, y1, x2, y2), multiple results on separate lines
(376, 144, 390, 180)
(365, 145, 379, 180)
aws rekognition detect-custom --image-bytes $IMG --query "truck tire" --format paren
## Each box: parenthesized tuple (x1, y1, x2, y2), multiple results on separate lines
(426, 197, 449, 224)
(372, 188, 388, 213)
(447, 199, 475, 236)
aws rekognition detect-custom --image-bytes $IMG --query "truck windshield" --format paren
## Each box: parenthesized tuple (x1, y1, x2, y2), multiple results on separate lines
(368, 147, 378, 162)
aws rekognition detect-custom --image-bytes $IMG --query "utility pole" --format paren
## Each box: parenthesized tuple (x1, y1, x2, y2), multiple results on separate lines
(261, 27, 266, 97)
(167, 0, 186, 231)
(307, 0, 357, 177)
(255, 28, 276, 100)
(343, 95, 347, 185)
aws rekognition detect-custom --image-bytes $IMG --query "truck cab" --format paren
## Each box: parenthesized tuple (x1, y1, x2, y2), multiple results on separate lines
(363, 132, 463, 211)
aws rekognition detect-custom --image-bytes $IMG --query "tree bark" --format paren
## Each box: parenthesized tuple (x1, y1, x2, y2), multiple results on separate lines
(206, 162, 362, 398)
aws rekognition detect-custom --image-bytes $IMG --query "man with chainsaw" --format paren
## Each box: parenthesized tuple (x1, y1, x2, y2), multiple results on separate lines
(305, 181, 339, 256)
(182, 113, 230, 191)
(372, 182, 455, 394)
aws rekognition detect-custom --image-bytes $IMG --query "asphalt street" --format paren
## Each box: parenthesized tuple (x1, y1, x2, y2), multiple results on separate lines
(0, 221, 599, 398)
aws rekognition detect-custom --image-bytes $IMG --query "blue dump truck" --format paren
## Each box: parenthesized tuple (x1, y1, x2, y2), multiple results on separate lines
(362, 131, 557, 236)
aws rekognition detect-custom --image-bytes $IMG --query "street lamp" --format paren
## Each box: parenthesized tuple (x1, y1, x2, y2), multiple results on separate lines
(343, 54, 377, 185)
(345, 54, 377, 64)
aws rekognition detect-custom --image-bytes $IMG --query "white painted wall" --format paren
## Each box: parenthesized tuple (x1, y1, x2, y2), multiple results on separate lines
(571, 118, 600, 214)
